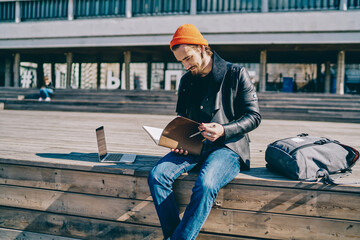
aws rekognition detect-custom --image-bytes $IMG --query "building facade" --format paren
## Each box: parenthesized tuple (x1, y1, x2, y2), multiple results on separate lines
(0, 0, 359, 94)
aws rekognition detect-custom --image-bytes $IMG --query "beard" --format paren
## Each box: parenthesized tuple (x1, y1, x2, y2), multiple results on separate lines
(188, 53, 204, 77)
(188, 52, 204, 76)
(189, 66, 201, 76)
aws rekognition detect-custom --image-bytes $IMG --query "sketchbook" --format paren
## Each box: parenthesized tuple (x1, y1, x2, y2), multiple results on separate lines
(142, 116, 204, 155)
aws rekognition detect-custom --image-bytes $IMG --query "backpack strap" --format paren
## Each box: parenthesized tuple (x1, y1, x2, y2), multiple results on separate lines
(316, 168, 335, 184)
(315, 168, 360, 185)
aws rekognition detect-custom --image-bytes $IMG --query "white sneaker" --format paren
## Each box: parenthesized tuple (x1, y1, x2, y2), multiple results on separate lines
(38, 97, 43, 101)
(45, 97, 51, 101)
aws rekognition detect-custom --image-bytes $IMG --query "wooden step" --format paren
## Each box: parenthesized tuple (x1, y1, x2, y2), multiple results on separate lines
(1, 160, 359, 240)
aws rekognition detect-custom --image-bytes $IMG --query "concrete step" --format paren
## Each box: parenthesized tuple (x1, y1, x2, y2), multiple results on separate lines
(1, 87, 359, 122)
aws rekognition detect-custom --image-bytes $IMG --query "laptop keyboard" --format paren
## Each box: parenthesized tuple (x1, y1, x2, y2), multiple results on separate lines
(103, 154, 123, 162)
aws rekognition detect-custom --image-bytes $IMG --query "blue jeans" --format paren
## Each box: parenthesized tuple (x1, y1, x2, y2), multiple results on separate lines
(148, 147, 240, 240)
(39, 88, 53, 99)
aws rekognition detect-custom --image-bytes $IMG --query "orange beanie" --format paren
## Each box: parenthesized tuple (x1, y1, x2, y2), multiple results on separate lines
(170, 24, 208, 50)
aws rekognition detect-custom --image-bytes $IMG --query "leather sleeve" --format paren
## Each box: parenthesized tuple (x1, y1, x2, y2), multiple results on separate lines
(222, 67, 262, 141)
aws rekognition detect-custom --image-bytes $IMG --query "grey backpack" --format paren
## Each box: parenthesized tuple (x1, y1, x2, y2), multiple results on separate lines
(265, 133, 359, 184)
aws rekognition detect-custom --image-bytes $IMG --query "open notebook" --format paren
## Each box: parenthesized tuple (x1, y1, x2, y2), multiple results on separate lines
(143, 116, 204, 155)
(142, 126, 163, 145)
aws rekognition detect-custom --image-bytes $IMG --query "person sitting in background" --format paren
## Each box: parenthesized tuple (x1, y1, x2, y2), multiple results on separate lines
(38, 76, 55, 101)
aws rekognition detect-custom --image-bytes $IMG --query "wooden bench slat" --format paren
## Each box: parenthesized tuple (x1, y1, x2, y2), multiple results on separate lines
(0, 227, 81, 240)
(2, 163, 360, 222)
(0, 207, 258, 240)
(0, 206, 164, 240)
(1, 184, 360, 240)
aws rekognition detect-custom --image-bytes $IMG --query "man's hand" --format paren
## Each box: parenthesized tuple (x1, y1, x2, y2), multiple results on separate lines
(170, 122, 224, 154)
(199, 122, 224, 142)
(171, 148, 189, 155)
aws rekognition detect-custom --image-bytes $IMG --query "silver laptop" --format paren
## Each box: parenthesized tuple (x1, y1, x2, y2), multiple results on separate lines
(95, 126, 136, 163)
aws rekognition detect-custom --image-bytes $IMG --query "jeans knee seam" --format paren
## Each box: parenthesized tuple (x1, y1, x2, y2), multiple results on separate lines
(169, 161, 190, 179)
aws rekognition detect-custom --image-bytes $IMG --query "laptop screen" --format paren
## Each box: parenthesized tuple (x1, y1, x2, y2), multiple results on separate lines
(96, 126, 107, 161)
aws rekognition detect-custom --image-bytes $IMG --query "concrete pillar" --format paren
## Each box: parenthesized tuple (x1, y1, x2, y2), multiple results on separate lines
(261, 0, 269, 12)
(147, 58, 152, 90)
(13, 53, 20, 87)
(324, 61, 331, 93)
(190, 0, 197, 15)
(340, 0, 348, 10)
(78, 63, 82, 89)
(124, 51, 131, 90)
(336, 51, 345, 95)
(37, 62, 44, 88)
(163, 62, 168, 90)
(316, 63, 322, 92)
(68, 0, 74, 20)
(51, 63, 56, 87)
(119, 59, 123, 89)
(15, 1, 21, 23)
(96, 58, 101, 89)
(259, 50, 267, 92)
(66, 52, 73, 88)
(5, 59, 12, 87)
(126, 0, 132, 18)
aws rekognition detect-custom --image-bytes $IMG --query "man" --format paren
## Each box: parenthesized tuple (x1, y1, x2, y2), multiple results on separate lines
(148, 24, 261, 239)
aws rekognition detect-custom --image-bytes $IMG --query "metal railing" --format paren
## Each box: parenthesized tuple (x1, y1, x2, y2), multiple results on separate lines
(20, 0, 68, 21)
(348, 0, 360, 8)
(197, 0, 261, 13)
(268, 0, 339, 11)
(132, 0, 190, 16)
(74, 0, 126, 18)
(0, 1, 15, 22)
(0, 0, 357, 23)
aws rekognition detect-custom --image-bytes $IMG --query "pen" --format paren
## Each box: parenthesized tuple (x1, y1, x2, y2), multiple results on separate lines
(189, 130, 204, 138)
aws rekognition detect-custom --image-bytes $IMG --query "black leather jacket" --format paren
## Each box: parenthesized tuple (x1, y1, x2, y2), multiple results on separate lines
(176, 52, 261, 170)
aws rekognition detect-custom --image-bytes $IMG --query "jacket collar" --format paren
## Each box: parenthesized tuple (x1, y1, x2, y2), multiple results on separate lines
(211, 51, 230, 85)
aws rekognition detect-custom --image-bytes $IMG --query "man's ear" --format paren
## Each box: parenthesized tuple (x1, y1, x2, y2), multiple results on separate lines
(198, 45, 205, 59)
(199, 45, 205, 53)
